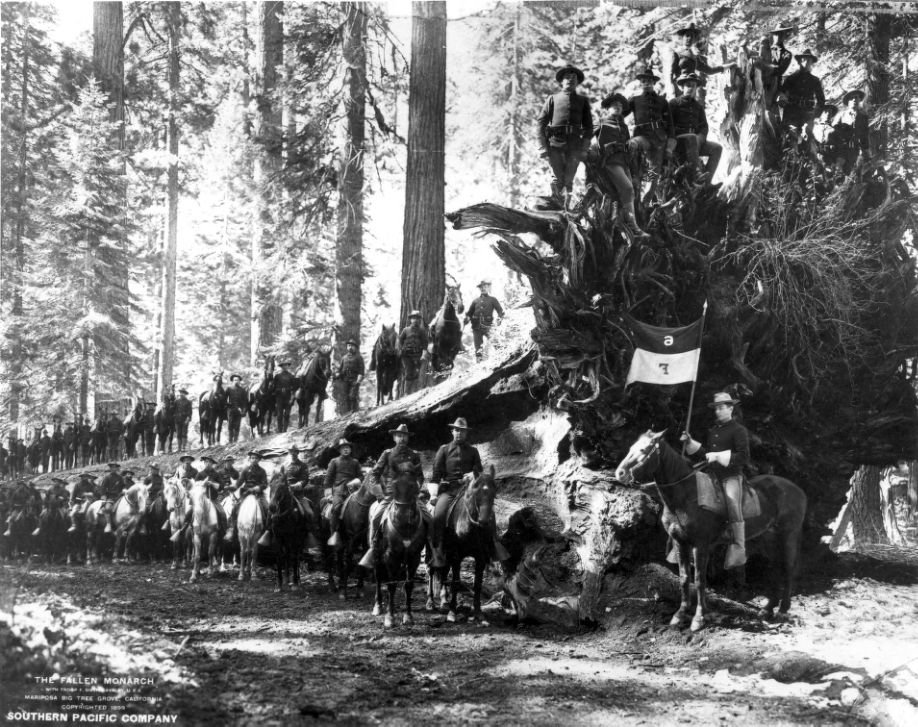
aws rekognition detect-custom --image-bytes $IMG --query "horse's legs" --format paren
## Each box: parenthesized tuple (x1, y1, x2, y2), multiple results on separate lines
(472, 561, 484, 617)
(447, 562, 460, 622)
(691, 545, 710, 632)
(316, 397, 325, 424)
(274, 547, 283, 592)
(403, 579, 414, 625)
(780, 527, 802, 615)
(385, 581, 397, 629)
(670, 541, 692, 627)
(373, 567, 383, 616)
(190, 533, 201, 582)
(426, 566, 436, 611)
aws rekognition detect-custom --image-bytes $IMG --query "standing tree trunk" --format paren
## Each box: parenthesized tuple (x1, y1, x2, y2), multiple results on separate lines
(156, 0, 180, 402)
(850, 464, 889, 545)
(400, 1, 446, 328)
(251, 0, 284, 364)
(867, 14, 892, 157)
(336, 2, 367, 353)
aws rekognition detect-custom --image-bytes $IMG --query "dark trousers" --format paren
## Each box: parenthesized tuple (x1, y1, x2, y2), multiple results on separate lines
(632, 135, 666, 176)
(227, 407, 243, 442)
(674, 134, 722, 176)
(432, 483, 459, 548)
(327, 485, 349, 533)
(176, 419, 189, 448)
(472, 326, 492, 359)
(547, 146, 586, 192)
(274, 395, 292, 432)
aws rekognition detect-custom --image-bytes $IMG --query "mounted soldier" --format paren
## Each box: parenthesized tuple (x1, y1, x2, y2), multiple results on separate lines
(397, 311, 428, 396)
(681, 392, 752, 568)
(196, 455, 219, 483)
(626, 68, 676, 188)
(100, 462, 125, 534)
(335, 339, 365, 415)
(359, 424, 424, 567)
(538, 63, 593, 210)
(273, 360, 298, 432)
(592, 92, 649, 240)
(669, 72, 722, 182)
(778, 49, 825, 150)
(224, 450, 269, 543)
(325, 438, 363, 547)
(172, 456, 228, 541)
(144, 463, 164, 502)
(176, 453, 198, 481)
(216, 455, 239, 489)
(464, 281, 505, 361)
(226, 374, 249, 444)
(280, 444, 310, 495)
(67, 472, 97, 532)
(174, 388, 192, 451)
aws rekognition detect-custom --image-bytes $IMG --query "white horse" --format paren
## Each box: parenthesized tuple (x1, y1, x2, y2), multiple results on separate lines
(236, 492, 265, 582)
(112, 483, 150, 562)
(188, 480, 220, 582)
(164, 476, 190, 569)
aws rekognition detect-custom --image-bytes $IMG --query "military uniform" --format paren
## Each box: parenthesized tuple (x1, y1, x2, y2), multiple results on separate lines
(70, 475, 97, 507)
(144, 470, 165, 501)
(464, 291, 505, 360)
(226, 380, 248, 443)
(538, 65, 593, 204)
(174, 394, 192, 450)
(397, 319, 428, 393)
(626, 78, 675, 177)
(141, 404, 156, 457)
(325, 449, 363, 538)
(225, 457, 269, 540)
(833, 101, 869, 174)
(669, 79, 722, 177)
(215, 461, 239, 489)
(50, 425, 63, 471)
(106, 414, 122, 460)
(780, 52, 825, 145)
(62, 425, 75, 469)
(176, 458, 199, 481)
(336, 348, 365, 414)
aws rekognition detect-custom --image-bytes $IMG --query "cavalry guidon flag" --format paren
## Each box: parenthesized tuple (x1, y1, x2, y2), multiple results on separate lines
(625, 316, 702, 386)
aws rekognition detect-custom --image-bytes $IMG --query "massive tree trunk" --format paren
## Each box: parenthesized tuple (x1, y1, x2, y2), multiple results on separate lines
(867, 15, 892, 157)
(156, 0, 180, 402)
(251, 0, 284, 364)
(850, 465, 889, 545)
(335, 2, 366, 353)
(400, 1, 446, 328)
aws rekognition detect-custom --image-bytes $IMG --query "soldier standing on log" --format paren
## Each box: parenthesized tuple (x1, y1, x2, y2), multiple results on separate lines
(50, 417, 63, 472)
(335, 339, 365, 415)
(464, 281, 505, 361)
(778, 48, 825, 150)
(273, 361, 298, 432)
(669, 73, 722, 182)
(593, 92, 649, 240)
(359, 424, 424, 567)
(174, 388, 192, 451)
(226, 374, 248, 444)
(627, 68, 675, 187)
(538, 64, 593, 210)
(106, 409, 122, 461)
(670, 23, 728, 99)
(681, 392, 751, 569)
(397, 311, 428, 396)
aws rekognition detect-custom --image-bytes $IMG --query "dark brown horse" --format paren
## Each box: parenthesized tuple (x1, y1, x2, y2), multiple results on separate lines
(248, 360, 275, 436)
(427, 465, 498, 622)
(428, 278, 465, 380)
(296, 350, 331, 427)
(614, 430, 807, 632)
(199, 376, 228, 446)
(323, 476, 375, 598)
(370, 471, 428, 628)
(369, 324, 399, 406)
(267, 475, 308, 592)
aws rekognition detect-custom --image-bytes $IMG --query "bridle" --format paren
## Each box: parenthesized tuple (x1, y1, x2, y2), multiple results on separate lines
(628, 439, 700, 490)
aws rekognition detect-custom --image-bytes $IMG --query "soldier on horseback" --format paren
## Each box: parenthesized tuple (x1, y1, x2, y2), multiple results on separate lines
(226, 374, 249, 443)
(280, 444, 310, 495)
(397, 311, 428, 394)
(335, 339, 365, 414)
(224, 450, 269, 543)
(174, 388, 192, 451)
(3, 479, 33, 537)
(216, 455, 239, 488)
(359, 424, 424, 567)
(464, 282, 505, 362)
(681, 392, 751, 568)
(171, 456, 227, 541)
(273, 361, 298, 432)
(176, 453, 198, 480)
(326, 439, 362, 547)
(101, 462, 125, 534)
(66, 472, 97, 532)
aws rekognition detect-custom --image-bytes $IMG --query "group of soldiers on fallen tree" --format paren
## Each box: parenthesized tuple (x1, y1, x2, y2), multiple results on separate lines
(539, 23, 872, 224)
(3, 416, 508, 569)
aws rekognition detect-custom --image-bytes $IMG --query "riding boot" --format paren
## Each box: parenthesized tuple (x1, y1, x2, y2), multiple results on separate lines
(104, 509, 115, 534)
(726, 521, 746, 569)
(549, 180, 562, 203)
(68, 512, 78, 533)
(624, 210, 651, 241)
(358, 510, 382, 568)
(171, 510, 192, 543)
(224, 505, 239, 542)
(327, 506, 342, 546)
(32, 523, 42, 537)
(257, 529, 273, 547)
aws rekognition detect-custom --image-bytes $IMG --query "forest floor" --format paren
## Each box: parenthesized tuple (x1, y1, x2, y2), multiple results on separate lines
(2, 539, 917, 726)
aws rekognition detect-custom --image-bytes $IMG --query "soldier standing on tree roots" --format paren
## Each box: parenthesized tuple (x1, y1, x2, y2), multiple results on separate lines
(174, 388, 192, 451)
(681, 392, 751, 569)
(538, 64, 593, 210)
(627, 68, 676, 188)
(669, 72, 722, 182)
(778, 48, 825, 151)
(464, 281, 505, 361)
(335, 339, 365, 414)
(273, 360, 298, 432)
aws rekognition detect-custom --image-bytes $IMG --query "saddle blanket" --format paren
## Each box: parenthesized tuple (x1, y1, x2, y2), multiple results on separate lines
(696, 471, 761, 520)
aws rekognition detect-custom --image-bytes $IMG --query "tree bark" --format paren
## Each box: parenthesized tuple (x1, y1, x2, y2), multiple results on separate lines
(400, 1, 446, 328)
(867, 14, 892, 157)
(335, 2, 367, 355)
(251, 0, 285, 363)
(850, 464, 889, 545)
(156, 1, 180, 402)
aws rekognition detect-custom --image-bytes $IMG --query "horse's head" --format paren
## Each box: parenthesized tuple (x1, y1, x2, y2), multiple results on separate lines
(445, 281, 464, 316)
(379, 324, 398, 352)
(388, 471, 422, 534)
(614, 430, 666, 485)
(316, 349, 332, 376)
(466, 464, 497, 527)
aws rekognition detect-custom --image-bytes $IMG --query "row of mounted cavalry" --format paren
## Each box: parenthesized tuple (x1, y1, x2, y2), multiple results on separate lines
(5, 425, 806, 632)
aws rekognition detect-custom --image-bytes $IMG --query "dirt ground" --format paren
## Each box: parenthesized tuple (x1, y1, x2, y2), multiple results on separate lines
(2, 540, 917, 727)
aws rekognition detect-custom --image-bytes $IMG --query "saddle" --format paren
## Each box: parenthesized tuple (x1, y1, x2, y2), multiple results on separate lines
(695, 471, 761, 520)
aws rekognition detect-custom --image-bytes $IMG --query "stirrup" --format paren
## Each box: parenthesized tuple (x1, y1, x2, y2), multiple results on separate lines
(327, 531, 341, 547)
(32, 527, 42, 537)
(161, 519, 171, 531)
(257, 530, 272, 547)
(67, 524, 78, 533)
(104, 524, 114, 534)
(358, 548, 375, 568)
(169, 527, 184, 543)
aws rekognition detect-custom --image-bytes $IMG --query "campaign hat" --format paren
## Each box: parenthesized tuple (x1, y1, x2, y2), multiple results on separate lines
(179, 454, 195, 463)
(448, 417, 471, 430)
(674, 23, 701, 39)
(338, 438, 353, 448)
(676, 72, 701, 86)
(388, 424, 411, 437)
(636, 68, 660, 82)
(795, 48, 818, 63)
(708, 392, 740, 408)
(555, 64, 585, 84)
(843, 89, 865, 104)
(408, 310, 423, 319)
(601, 92, 629, 109)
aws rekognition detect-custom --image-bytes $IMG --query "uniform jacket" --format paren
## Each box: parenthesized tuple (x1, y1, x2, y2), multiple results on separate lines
(372, 443, 423, 493)
(834, 108, 869, 152)
(71, 478, 96, 503)
(337, 352, 365, 382)
(176, 464, 199, 481)
(99, 472, 125, 500)
(695, 419, 750, 479)
(226, 385, 249, 409)
(538, 92, 594, 152)
(669, 95, 710, 138)
(781, 70, 825, 110)
(671, 50, 720, 84)
(273, 370, 298, 397)
(107, 416, 123, 439)
(397, 325, 428, 357)
(465, 295, 505, 330)
(237, 463, 268, 491)
(325, 455, 362, 490)
(432, 441, 483, 485)
(215, 465, 239, 488)
(593, 118, 632, 168)
(174, 397, 192, 422)
(144, 472, 164, 498)
(768, 45, 793, 78)
(627, 92, 675, 143)
(282, 459, 310, 486)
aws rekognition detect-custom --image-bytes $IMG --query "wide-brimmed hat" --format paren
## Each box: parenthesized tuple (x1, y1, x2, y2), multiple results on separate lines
(389, 424, 411, 437)
(107, 462, 120, 468)
(843, 89, 865, 104)
(674, 22, 700, 39)
(121, 470, 134, 477)
(601, 92, 629, 109)
(821, 103, 839, 117)
(222, 455, 235, 462)
(408, 310, 423, 319)
(150, 463, 160, 470)
(708, 392, 740, 408)
(338, 438, 353, 448)
(201, 456, 216, 464)
(247, 450, 263, 459)
(555, 64, 585, 84)
(279, 360, 291, 366)
(288, 445, 300, 453)
(477, 280, 492, 288)
(795, 48, 818, 63)
(448, 417, 471, 430)
(51, 477, 68, 485)
(771, 24, 794, 35)
(346, 338, 359, 347)
(213, 373, 223, 382)
(179, 454, 195, 463)
(79, 472, 95, 479)
(636, 68, 660, 82)
(178, 388, 188, 394)
(230, 373, 242, 381)
(676, 72, 701, 86)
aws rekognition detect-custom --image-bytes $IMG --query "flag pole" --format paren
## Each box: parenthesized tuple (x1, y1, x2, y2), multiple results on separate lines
(682, 300, 708, 455)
